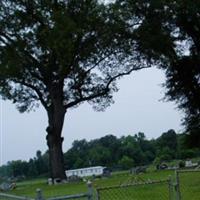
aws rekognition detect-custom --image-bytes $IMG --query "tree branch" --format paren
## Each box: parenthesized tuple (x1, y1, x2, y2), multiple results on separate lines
(0, 31, 41, 65)
(65, 65, 151, 109)
(65, 90, 108, 109)
(85, 50, 115, 74)
(13, 79, 48, 110)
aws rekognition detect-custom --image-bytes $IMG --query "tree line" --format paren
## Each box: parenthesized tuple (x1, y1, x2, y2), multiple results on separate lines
(0, 150, 49, 179)
(0, 130, 199, 179)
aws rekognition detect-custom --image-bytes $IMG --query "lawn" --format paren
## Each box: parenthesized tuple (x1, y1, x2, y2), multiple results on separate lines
(5, 169, 200, 200)
(178, 170, 200, 200)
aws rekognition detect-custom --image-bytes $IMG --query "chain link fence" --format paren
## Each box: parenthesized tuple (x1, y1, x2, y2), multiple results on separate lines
(96, 179, 170, 200)
(47, 182, 93, 200)
(175, 169, 200, 200)
(95, 169, 200, 200)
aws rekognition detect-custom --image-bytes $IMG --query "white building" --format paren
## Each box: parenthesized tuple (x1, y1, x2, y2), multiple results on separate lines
(65, 166, 106, 178)
(185, 160, 198, 168)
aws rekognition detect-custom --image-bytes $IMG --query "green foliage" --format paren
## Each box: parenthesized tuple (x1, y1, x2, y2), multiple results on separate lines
(118, 156, 135, 169)
(156, 129, 178, 160)
(0, 0, 147, 113)
(64, 130, 199, 170)
(0, 151, 49, 178)
(0, 130, 199, 178)
(178, 160, 185, 168)
(64, 133, 157, 170)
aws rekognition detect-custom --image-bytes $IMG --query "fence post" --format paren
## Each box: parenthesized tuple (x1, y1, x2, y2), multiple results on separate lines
(36, 188, 44, 200)
(87, 180, 93, 200)
(168, 176, 173, 200)
(175, 171, 181, 200)
(96, 189, 100, 200)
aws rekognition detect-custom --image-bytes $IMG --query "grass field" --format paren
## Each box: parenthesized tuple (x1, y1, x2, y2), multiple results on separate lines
(177, 170, 200, 200)
(5, 169, 200, 200)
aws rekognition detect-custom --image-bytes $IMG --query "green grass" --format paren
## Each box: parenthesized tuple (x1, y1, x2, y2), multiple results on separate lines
(178, 171, 200, 200)
(93, 170, 173, 200)
(5, 170, 200, 200)
(7, 180, 88, 198)
(97, 182, 169, 200)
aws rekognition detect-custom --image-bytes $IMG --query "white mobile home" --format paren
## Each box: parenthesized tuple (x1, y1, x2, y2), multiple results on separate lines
(65, 166, 106, 178)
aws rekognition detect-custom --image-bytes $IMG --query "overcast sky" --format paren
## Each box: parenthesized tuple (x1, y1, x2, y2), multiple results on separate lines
(0, 67, 183, 166)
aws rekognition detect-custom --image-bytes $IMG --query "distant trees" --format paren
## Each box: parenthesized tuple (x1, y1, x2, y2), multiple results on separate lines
(156, 130, 178, 161)
(0, 130, 199, 178)
(118, 156, 135, 170)
(157, 130, 178, 151)
(64, 131, 199, 170)
(0, 151, 49, 178)
(6, 160, 29, 178)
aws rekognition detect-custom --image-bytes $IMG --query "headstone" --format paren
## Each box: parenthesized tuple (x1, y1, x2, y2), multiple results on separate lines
(47, 178, 53, 185)
(36, 188, 44, 200)
(0, 182, 10, 191)
(54, 178, 61, 184)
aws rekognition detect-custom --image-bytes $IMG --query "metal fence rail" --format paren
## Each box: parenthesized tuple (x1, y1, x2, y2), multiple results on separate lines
(0, 193, 33, 200)
(0, 182, 93, 200)
(47, 193, 89, 200)
(96, 179, 170, 200)
(45, 182, 93, 200)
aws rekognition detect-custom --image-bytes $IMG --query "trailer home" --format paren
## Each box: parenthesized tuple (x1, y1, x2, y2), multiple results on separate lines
(65, 166, 107, 178)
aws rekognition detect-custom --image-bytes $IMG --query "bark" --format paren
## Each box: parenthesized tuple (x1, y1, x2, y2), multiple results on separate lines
(46, 134, 66, 180)
(46, 99, 67, 181)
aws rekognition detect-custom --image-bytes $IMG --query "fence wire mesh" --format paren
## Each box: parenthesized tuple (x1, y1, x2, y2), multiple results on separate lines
(177, 170, 200, 200)
(96, 180, 170, 200)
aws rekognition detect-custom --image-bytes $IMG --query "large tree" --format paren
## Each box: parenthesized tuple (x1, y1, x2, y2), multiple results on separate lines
(163, 1, 200, 147)
(120, 0, 200, 147)
(0, 0, 148, 180)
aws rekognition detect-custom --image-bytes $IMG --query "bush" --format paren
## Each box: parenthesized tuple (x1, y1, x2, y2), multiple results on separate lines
(179, 161, 185, 168)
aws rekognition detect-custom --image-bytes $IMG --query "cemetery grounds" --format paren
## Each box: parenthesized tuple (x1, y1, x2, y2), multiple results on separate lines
(2, 169, 200, 200)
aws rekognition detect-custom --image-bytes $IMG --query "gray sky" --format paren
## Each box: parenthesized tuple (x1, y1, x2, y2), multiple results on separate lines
(0, 67, 183, 166)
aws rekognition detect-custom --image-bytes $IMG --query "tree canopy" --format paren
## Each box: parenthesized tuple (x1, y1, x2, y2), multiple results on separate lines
(120, 0, 200, 147)
(0, 0, 148, 112)
(0, 0, 150, 180)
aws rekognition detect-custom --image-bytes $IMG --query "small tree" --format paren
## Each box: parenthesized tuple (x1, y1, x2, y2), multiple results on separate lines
(0, 0, 148, 180)
(119, 155, 134, 170)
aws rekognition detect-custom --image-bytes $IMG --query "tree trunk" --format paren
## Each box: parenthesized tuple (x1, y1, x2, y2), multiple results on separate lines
(46, 102, 67, 181)
(46, 134, 66, 180)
